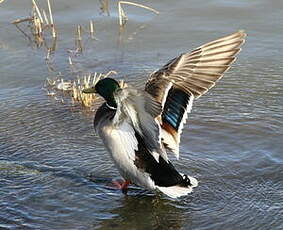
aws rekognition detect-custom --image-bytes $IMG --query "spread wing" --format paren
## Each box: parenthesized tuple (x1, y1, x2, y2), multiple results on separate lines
(145, 31, 246, 159)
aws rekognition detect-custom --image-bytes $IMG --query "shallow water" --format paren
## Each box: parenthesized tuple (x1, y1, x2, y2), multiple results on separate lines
(0, 0, 283, 229)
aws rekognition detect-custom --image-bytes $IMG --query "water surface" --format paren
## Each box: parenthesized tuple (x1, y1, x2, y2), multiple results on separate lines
(0, 0, 282, 229)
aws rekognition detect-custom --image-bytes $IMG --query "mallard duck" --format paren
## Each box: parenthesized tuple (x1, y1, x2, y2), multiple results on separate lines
(83, 31, 246, 198)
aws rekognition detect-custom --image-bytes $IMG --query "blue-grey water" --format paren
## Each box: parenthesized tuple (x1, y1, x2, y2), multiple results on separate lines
(0, 0, 283, 229)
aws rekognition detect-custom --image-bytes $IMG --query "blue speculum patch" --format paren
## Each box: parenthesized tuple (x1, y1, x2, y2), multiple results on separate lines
(162, 88, 190, 130)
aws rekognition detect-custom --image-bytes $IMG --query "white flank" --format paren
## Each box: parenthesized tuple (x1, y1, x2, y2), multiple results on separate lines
(99, 119, 156, 190)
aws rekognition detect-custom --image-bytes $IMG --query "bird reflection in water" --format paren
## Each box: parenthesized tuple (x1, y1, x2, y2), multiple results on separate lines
(96, 194, 190, 230)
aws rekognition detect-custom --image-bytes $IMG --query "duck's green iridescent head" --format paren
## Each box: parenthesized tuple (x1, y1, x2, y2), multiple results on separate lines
(83, 78, 120, 108)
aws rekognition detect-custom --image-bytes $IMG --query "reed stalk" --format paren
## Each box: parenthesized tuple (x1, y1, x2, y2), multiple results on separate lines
(118, 1, 159, 27)
(32, 0, 44, 23)
(75, 25, 83, 53)
(89, 20, 95, 39)
(42, 9, 50, 25)
(47, 0, 56, 38)
(99, 0, 110, 16)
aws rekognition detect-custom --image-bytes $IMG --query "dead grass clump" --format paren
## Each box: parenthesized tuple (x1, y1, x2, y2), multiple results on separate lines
(72, 73, 102, 107)
(44, 71, 118, 108)
(9, 0, 159, 111)
(12, 0, 57, 46)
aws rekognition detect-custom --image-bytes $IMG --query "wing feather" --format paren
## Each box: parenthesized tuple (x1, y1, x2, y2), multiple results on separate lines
(145, 31, 246, 158)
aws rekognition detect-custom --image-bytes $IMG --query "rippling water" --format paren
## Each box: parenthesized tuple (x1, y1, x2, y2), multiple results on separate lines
(1, 0, 282, 229)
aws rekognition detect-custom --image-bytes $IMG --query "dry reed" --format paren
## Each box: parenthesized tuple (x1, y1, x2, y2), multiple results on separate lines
(99, 0, 110, 16)
(118, 1, 159, 27)
(9, 0, 159, 110)
(12, 0, 57, 47)
(75, 25, 83, 53)
(89, 20, 95, 39)
(44, 71, 118, 108)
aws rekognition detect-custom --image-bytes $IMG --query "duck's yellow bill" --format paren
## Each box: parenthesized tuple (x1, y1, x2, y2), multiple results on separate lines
(82, 87, 96, 94)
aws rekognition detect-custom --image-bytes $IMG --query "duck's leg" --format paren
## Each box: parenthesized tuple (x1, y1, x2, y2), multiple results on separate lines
(121, 180, 131, 194)
(112, 179, 131, 194)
